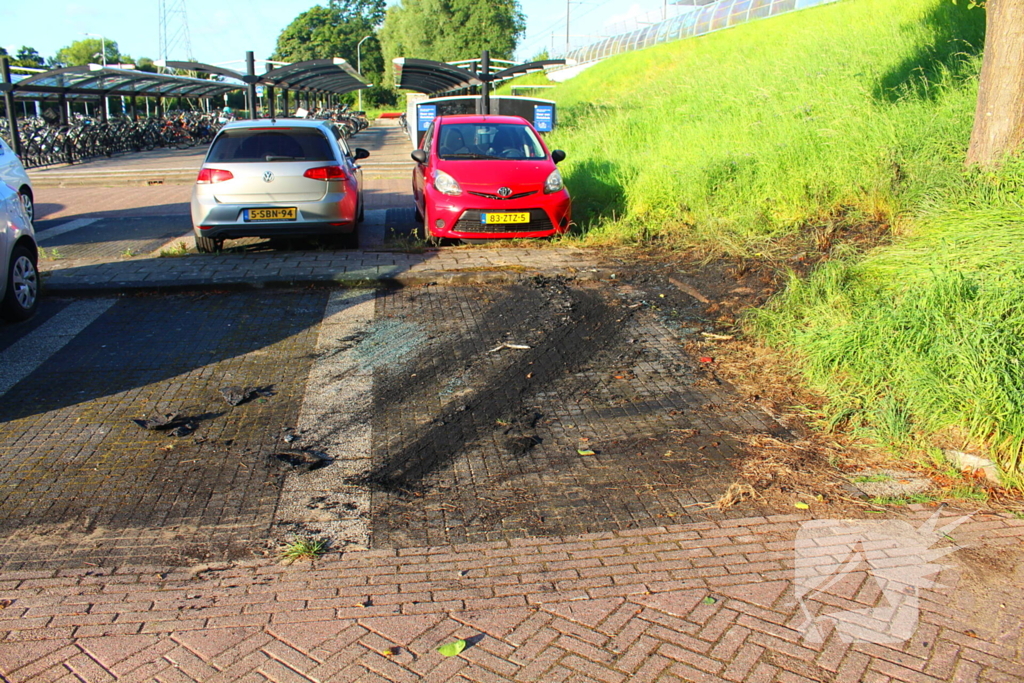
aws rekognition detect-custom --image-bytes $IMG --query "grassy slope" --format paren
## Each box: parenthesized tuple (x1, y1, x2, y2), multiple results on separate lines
(501, 0, 1024, 480)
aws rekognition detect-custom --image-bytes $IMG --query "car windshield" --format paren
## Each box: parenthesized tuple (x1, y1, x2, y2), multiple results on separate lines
(437, 123, 546, 161)
(207, 128, 334, 163)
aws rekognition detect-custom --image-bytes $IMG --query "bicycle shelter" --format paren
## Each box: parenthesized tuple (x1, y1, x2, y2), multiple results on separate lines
(0, 54, 369, 158)
(158, 55, 368, 124)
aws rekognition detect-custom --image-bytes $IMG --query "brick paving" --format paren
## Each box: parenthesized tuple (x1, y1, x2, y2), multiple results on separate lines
(0, 510, 1021, 682)
(4, 120, 1024, 681)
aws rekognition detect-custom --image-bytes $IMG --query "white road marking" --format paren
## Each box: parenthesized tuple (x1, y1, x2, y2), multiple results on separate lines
(0, 299, 116, 397)
(36, 218, 99, 243)
(275, 290, 376, 548)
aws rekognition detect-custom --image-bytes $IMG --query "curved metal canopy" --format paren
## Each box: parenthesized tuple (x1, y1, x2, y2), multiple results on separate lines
(392, 57, 566, 96)
(262, 58, 369, 94)
(8, 64, 239, 100)
(161, 58, 369, 95)
(392, 58, 483, 94)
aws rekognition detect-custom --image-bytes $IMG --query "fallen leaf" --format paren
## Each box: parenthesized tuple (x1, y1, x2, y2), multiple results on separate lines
(577, 449, 596, 456)
(795, 502, 810, 510)
(699, 357, 714, 363)
(437, 639, 467, 657)
(381, 647, 398, 657)
(702, 596, 717, 605)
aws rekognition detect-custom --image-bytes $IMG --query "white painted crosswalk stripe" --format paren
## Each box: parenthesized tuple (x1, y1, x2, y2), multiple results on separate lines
(275, 290, 376, 547)
(0, 299, 116, 397)
(36, 218, 99, 243)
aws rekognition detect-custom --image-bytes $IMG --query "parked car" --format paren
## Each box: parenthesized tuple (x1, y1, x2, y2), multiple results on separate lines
(1, 182, 38, 322)
(0, 138, 35, 224)
(190, 119, 369, 252)
(411, 114, 571, 242)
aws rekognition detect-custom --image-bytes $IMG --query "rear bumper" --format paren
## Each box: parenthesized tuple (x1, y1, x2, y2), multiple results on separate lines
(191, 191, 358, 238)
(194, 222, 355, 240)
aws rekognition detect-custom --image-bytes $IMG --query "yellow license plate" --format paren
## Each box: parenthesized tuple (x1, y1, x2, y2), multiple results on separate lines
(245, 207, 297, 221)
(481, 212, 529, 225)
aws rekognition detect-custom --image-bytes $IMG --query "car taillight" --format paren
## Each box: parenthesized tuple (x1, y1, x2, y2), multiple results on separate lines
(196, 168, 234, 184)
(303, 165, 347, 181)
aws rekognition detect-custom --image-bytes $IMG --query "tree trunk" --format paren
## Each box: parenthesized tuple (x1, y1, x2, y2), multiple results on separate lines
(967, 0, 1024, 167)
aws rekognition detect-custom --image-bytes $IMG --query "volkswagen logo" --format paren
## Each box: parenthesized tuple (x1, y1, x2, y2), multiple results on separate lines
(497, 186, 512, 198)
(263, 171, 275, 183)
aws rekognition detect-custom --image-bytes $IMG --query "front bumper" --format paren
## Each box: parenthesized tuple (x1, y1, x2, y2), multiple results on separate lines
(425, 191, 572, 239)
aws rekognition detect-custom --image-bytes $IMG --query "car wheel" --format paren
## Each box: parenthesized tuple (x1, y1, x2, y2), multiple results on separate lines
(19, 189, 34, 224)
(194, 234, 221, 253)
(1, 244, 39, 322)
(414, 204, 423, 222)
(357, 199, 365, 224)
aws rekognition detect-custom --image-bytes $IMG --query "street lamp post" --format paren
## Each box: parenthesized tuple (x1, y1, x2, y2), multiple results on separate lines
(84, 32, 109, 119)
(83, 32, 107, 67)
(356, 35, 371, 112)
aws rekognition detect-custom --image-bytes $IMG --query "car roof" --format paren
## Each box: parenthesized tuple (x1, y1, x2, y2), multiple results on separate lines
(436, 115, 532, 126)
(219, 118, 336, 131)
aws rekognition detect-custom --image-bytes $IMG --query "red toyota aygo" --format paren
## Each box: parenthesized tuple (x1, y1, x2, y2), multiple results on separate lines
(411, 114, 571, 241)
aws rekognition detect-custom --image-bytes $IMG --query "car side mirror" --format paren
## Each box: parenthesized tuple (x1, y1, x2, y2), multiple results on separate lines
(551, 150, 566, 164)
(354, 148, 370, 160)
(411, 149, 428, 164)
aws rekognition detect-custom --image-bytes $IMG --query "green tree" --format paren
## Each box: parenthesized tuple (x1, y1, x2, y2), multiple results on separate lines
(14, 46, 45, 68)
(273, 0, 385, 71)
(379, 0, 526, 66)
(53, 38, 128, 67)
(274, 0, 395, 107)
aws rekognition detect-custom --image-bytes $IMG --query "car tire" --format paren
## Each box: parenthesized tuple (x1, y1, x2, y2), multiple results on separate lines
(194, 234, 221, 253)
(357, 199, 365, 224)
(19, 188, 34, 224)
(1, 244, 39, 322)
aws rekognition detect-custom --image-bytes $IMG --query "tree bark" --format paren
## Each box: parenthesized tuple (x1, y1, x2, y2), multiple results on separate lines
(967, 0, 1024, 167)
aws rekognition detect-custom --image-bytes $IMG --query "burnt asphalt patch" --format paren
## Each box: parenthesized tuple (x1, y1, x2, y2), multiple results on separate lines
(0, 290, 326, 570)
(361, 278, 783, 547)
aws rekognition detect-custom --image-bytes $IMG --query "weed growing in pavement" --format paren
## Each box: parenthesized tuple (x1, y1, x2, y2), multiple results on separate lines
(40, 247, 64, 260)
(120, 248, 135, 259)
(852, 474, 894, 484)
(280, 537, 327, 564)
(869, 485, 988, 507)
(159, 241, 190, 258)
(382, 228, 429, 253)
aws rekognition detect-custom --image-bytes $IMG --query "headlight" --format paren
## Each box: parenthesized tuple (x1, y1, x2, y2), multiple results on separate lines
(433, 170, 462, 196)
(544, 169, 564, 194)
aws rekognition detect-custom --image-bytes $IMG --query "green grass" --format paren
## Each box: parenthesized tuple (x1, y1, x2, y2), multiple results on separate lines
(280, 537, 327, 563)
(496, 0, 1024, 480)
(526, 0, 985, 247)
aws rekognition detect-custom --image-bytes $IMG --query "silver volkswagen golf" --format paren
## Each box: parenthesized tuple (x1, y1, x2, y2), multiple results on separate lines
(190, 119, 370, 252)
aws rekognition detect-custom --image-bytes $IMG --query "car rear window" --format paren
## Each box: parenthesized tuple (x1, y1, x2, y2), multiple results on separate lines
(207, 128, 335, 163)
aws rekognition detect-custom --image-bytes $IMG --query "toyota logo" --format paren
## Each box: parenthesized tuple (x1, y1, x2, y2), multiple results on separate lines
(263, 171, 275, 183)
(497, 186, 512, 197)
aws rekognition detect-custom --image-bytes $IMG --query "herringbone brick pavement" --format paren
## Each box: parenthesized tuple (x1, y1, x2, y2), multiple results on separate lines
(1, 509, 1021, 682)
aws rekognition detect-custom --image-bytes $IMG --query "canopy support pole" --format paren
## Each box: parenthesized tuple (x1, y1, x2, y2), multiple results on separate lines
(0, 57, 22, 156)
(245, 51, 257, 119)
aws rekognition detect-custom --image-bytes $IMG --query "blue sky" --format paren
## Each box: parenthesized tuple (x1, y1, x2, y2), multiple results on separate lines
(1, 0, 679, 70)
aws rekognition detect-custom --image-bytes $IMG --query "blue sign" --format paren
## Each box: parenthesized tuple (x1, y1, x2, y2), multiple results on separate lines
(418, 104, 437, 131)
(534, 105, 554, 132)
